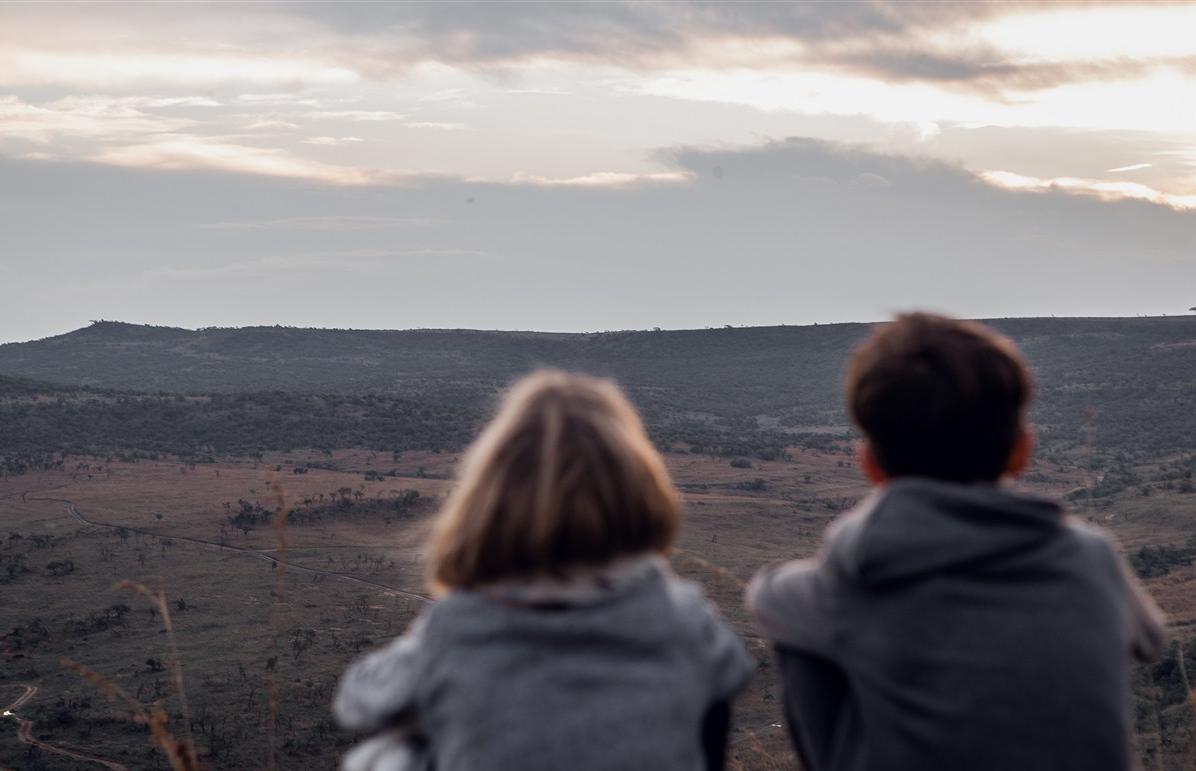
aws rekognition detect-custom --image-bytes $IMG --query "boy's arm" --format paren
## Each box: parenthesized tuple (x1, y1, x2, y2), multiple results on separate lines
(1115, 554, 1167, 662)
(700, 700, 731, 771)
(334, 614, 430, 733)
(775, 646, 853, 771)
(746, 557, 845, 658)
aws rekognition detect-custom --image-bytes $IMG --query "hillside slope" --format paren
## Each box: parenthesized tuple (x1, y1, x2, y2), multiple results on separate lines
(3, 317, 1196, 456)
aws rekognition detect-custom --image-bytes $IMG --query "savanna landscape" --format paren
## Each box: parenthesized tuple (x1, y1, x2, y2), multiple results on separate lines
(2, 318, 1196, 770)
(7, 1, 1196, 768)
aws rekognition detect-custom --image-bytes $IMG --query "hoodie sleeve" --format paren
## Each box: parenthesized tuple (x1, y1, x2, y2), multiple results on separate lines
(670, 578, 756, 701)
(697, 596, 756, 701)
(334, 613, 431, 733)
(1114, 551, 1168, 662)
(746, 557, 845, 658)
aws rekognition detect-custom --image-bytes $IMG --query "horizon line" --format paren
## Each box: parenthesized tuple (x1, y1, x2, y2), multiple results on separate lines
(4, 313, 1195, 347)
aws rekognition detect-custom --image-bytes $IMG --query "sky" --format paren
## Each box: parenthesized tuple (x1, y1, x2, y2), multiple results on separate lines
(2, 1, 1195, 343)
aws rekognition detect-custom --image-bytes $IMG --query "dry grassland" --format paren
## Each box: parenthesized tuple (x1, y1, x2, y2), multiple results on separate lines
(1, 449, 1191, 769)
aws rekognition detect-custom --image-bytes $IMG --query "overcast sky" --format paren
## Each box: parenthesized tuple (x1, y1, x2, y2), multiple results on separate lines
(2, 1, 1195, 343)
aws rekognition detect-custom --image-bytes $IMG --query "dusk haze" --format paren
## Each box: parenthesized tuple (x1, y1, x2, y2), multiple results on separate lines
(2, 4, 1196, 771)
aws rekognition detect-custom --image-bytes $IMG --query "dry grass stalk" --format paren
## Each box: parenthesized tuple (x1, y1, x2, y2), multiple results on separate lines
(265, 482, 289, 771)
(115, 579, 198, 763)
(62, 658, 200, 771)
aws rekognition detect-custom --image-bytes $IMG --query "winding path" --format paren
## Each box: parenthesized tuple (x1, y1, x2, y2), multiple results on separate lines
(3, 684, 128, 770)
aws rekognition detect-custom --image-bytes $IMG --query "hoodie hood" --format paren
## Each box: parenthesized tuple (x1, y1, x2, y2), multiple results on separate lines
(830, 478, 1064, 587)
(478, 553, 665, 608)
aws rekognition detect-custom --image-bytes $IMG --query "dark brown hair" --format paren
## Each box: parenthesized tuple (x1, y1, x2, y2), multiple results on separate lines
(426, 370, 681, 593)
(845, 313, 1032, 483)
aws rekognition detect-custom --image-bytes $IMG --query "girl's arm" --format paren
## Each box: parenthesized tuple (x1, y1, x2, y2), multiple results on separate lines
(334, 614, 431, 733)
(689, 586, 754, 771)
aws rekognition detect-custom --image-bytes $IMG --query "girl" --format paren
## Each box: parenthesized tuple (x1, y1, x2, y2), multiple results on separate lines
(334, 371, 753, 771)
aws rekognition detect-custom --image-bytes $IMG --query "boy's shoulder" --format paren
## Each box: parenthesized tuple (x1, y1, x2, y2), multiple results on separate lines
(809, 479, 1126, 590)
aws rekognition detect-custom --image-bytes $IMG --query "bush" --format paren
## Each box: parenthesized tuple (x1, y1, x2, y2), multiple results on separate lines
(1130, 544, 1194, 579)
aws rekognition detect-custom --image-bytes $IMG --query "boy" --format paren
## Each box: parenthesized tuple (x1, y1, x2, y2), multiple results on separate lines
(747, 313, 1165, 771)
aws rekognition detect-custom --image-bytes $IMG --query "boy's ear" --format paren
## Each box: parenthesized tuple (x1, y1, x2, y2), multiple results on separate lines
(858, 442, 889, 486)
(1003, 426, 1034, 478)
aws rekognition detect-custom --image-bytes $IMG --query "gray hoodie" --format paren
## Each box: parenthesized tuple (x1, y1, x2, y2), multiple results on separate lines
(747, 478, 1166, 771)
(335, 556, 754, 771)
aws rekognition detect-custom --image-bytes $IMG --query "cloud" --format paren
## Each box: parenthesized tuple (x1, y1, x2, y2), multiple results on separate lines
(140, 96, 223, 108)
(980, 170, 1196, 211)
(510, 170, 692, 187)
(2, 137, 1193, 343)
(269, 1, 1196, 95)
(0, 95, 193, 143)
(301, 110, 406, 122)
(236, 94, 323, 107)
(814, 46, 1166, 94)
(1106, 163, 1153, 173)
(401, 122, 467, 131)
(0, 46, 358, 89)
(244, 119, 301, 131)
(3, 1, 1194, 203)
(4, 1, 1186, 97)
(12, 86, 1189, 208)
(850, 172, 892, 189)
(633, 66, 1196, 137)
(282, 1, 1012, 65)
(302, 136, 365, 145)
(197, 216, 441, 230)
(89, 135, 386, 184)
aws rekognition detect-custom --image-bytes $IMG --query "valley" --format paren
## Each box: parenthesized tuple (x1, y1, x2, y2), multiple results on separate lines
(2, 446, 1193, 770)
(2, 318, 1196, 769)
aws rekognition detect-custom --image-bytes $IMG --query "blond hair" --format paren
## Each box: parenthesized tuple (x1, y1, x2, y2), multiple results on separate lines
(426, 370, 681, 594)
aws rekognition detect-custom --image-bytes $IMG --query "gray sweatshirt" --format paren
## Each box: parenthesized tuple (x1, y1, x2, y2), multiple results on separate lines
(335, 555, 754, 771)
(747, 478, 1166, 771)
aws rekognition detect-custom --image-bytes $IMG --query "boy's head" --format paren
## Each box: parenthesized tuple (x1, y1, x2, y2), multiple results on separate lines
(846, 313, 1033, 484)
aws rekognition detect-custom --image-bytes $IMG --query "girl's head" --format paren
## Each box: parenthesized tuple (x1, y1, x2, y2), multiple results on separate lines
(426, 370, 681, 594)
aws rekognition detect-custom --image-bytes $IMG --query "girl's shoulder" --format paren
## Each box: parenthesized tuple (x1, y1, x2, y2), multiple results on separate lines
(439, 555, 693, 602)
(428, 557, 754, 699)
(649, 565, 757, 700)
(427, 556, 711, 633)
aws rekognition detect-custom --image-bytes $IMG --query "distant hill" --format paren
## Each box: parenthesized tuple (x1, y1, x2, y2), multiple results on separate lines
(0, 373, 488, 474)
(3, 317, 1196, 460)
(0, 320, 863, 414)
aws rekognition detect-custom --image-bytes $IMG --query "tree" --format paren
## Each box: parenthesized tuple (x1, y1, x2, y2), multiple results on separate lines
(45, 559, 75, 577)
(290, 628, 316, 661)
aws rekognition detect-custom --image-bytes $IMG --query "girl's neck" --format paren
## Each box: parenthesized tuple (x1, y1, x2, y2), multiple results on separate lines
(481, 553, 663, 607)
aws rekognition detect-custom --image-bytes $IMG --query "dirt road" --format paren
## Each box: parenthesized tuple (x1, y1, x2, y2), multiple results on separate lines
(3, 684, 129, 770)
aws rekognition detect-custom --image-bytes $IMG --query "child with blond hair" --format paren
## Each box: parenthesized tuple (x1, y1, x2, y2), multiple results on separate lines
(336, 371, 753, 771)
